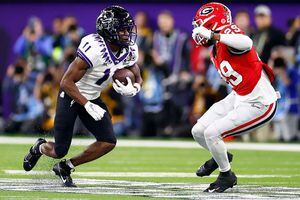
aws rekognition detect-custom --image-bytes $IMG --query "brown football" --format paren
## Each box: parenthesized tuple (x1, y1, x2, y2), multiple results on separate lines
(113, 68, 135, 85)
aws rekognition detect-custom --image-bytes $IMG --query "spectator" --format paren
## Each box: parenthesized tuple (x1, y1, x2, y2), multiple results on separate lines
(14, 17, 53, 72)
(3, 59, 44, 133)
(101, 87, 126, 136)
(150, 11, 192, 136)
(61, 16, 85, 70)
(52, 16, 66, 64)
(134, 11, 152, 67)
(234, 9, 255, 37)
(34, 62, 62, 131)
(120, 11, 153, 135)
(139, 67, 165, 137)
(206, 63, 230, 99)
(189, 75, 219, 125)
(286, 16, 300, 47)
(151, 10, 190, 76)
(252, 5, 285, 63)
(272, 57, 299, 142)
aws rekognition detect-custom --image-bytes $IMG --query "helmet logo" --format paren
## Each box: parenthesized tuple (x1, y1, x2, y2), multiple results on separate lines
(101, 10, 114, 21)
(200, 7, 214, 15)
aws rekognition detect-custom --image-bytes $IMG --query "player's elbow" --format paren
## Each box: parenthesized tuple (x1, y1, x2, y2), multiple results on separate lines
(236, 35, 253, 50)
(60, 78, 70, 91)
(60, 79, 66, 90)
(243, 36, 253, 50)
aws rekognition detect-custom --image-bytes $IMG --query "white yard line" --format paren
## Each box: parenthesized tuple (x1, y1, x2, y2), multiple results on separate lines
(4, 170, 299, 178)
(1, 178, 300, 199)
(0, 136, 300, 151)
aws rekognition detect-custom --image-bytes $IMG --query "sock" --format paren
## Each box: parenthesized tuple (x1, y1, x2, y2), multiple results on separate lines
(66, 159, 75, 169)
(206, 135, 231, 172)
(38, 143, 44, 155)
(220, 169, 232, 176)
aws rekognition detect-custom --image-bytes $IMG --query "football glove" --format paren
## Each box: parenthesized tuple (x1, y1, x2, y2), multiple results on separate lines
(84, 101, 106, 121)
(113, 77, 140, 97)
(192, 26, 214, 41)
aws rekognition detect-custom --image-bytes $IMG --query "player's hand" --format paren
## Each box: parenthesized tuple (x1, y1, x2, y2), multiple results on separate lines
(84, 101, 106, 121)
(192, 26, 213, 40)
(112, 77, 140, 97)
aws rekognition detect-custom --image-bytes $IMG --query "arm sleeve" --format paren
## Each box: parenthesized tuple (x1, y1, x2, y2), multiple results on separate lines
(219, 34, 253, 51)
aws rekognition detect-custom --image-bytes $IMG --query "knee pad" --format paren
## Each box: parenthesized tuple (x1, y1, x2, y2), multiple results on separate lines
(191, 122, 206, 139)
(203, 125, 220, 141)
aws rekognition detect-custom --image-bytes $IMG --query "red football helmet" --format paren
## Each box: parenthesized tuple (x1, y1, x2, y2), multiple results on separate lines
(192, 2, 232, 46)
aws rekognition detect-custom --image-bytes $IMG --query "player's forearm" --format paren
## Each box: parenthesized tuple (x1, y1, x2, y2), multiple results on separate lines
(60, 79, 88, 106)
(128, 64, 143, 85)
(135, 74, 143, 85)
(213, 33, 253, 51)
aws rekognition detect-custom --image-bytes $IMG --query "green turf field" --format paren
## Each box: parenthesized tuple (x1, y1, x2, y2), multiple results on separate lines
(0, 141, 300, 199)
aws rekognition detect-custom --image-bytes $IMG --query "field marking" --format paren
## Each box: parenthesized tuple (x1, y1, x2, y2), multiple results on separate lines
(1, 136, 300, 151)
(4, 170, 300, 179)
(0, 178, 300, 199)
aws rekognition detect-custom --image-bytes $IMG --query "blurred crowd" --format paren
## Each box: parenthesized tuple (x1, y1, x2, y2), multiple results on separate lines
(0, 5, 299, 142)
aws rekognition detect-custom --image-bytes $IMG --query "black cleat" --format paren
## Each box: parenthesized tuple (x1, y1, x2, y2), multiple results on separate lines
(196, 152, 233, 177)
(53, 160, 77, 187)
(204, 170, 237, 193)
(23, 138, 46, 171)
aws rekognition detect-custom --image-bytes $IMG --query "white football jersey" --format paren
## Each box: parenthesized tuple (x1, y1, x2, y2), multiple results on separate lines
(75, 34, 138, 100)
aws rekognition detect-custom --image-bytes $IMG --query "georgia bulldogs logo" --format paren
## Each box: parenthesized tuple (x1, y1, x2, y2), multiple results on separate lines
(200, 7, 214, 15)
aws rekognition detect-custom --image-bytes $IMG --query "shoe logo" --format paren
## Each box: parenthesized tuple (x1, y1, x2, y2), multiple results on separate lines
(208, 187, 220, 193)
(62, 177, 67, 183)
(208, 189, 216, 193)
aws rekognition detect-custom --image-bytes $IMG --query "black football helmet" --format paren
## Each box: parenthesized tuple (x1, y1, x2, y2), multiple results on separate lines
(96, 5, 137, 47)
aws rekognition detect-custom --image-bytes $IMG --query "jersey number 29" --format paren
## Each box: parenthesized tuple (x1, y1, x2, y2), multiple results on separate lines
(218, 60, 243, 87)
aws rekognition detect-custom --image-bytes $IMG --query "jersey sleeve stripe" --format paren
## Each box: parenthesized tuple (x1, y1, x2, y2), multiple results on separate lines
(77, 49, 93, 68)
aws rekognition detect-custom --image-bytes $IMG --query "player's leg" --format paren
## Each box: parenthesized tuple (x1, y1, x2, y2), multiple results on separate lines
(23, 90, 78, 172)
(191, 92, 234, 176)
(41, 91, 78, 158)
(191, 92, 235, 150)
(48, 91, 80, 187)
(203, 101, 277, 193)
(67, 98, 116, 167)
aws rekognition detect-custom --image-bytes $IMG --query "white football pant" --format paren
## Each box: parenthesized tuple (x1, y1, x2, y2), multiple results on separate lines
(192, 91, 277, 172)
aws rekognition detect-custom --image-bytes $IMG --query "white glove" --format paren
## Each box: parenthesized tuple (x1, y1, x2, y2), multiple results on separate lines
(192, 26, 213, 41)
(84, 101, 106, 121)
(113, 77, 140, 97)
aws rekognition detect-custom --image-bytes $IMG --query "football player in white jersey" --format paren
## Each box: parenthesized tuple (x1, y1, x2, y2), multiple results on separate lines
(23, 6, 142, 187)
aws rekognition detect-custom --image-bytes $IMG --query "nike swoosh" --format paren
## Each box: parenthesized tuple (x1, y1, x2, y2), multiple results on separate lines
(208, 189, 216, 193)
(208, 187, 220, 193)
(61, 178, 67, 183)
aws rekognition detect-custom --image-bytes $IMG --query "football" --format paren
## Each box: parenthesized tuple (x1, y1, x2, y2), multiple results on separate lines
(113, 68, 135, 85)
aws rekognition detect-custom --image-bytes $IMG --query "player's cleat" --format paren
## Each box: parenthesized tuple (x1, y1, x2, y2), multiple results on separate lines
(23, 138, 46, 171)
(53, 160, 77, 187)
(203, 170, 237, 193)
(196, 152, 233, 177)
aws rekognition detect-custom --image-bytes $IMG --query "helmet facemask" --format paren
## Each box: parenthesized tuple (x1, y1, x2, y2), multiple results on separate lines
(192, 19, 213, 47)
